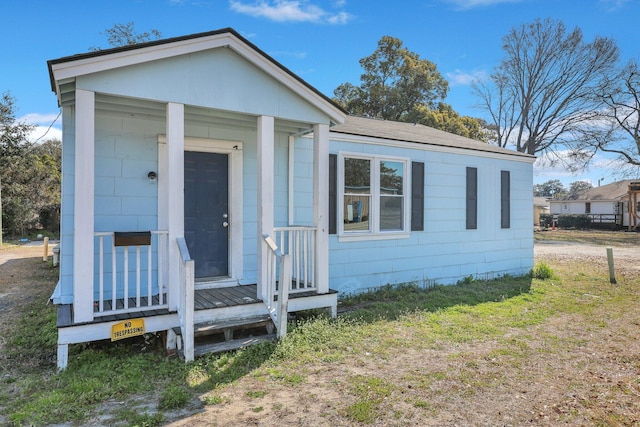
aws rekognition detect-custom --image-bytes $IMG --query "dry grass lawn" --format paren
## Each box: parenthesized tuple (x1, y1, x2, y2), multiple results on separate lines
(1, 232, 639, 426)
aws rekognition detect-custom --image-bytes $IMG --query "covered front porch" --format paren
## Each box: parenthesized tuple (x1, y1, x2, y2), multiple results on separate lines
(48, 29, 346, 369)
(56, 281, 337, 368)
(55, 92, 339, 369)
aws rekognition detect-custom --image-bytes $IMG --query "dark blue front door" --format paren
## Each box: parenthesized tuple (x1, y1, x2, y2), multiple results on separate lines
(184, 151, 229, 279)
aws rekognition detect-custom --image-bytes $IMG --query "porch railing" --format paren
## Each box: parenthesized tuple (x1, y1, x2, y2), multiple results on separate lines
(176, 237, 195, 362)
(94, 231, 169, 315)
(263, 234, 291, 338)
(274, 226, 317, 293)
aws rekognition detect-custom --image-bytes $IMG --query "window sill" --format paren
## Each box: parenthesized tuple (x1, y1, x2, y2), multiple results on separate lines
(337, 232, 411, 243)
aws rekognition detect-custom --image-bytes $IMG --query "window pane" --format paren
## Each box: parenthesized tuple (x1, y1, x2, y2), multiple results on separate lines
(344, 158, 370, 194)
(380, 161, 403, 195)
(344, 158, 371, 232)
(344, 196, 371, 231)
(380, 196, 403, 230)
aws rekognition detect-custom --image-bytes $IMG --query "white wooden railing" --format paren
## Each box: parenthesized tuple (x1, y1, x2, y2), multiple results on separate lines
(274, 226, 317, 293)
(263, 234, 291, 338)
(176, 237, 195, 362)
(94, 231, 168, 315)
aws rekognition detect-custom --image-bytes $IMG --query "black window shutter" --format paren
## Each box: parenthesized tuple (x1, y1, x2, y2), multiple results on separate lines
(411, 162, 425, 231)
(501, 170, 510, 229)
(466, 167, 478, 230)
(329, 154, 337, 234)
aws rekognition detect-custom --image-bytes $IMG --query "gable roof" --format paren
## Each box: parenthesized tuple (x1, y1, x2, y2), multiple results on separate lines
(47, 27, 346, 124)
(555, 180, 638, 202)
(534, 196, 550, 207)
(330, 116, 535, 159)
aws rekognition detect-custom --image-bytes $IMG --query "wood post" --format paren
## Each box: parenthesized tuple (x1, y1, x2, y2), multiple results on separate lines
(43, 237, 49, 262)
(257, 115, 275, 302)
(606, 247, 617, 285)
(73, 89, 95, 323)
(166, 102, 185, 312)
(313, 123, 329, 294)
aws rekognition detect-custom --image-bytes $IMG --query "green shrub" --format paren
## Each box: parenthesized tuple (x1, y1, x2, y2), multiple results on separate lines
(158, 384, 191, 410)
(557, 214, 591, 229)
(532, 262, 554, 280)
(539, 213, 554, 228)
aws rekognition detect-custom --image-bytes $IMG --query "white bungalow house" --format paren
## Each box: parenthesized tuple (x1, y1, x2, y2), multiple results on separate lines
(48, 28, 535, 369)
(549, 180, 640, 228)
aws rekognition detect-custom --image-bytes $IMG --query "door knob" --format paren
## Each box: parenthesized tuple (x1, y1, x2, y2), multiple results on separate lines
(222, 213, 228, 219)
(222, 221, 229, 228)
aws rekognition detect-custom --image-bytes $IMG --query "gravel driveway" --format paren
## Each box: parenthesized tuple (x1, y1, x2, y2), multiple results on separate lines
(535, 239, 639, 273)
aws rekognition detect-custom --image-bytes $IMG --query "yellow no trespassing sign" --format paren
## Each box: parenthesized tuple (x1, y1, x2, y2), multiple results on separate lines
(111, 319, 146, 341)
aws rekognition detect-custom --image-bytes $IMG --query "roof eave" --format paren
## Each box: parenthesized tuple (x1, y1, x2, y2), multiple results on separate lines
(331, 128, 536, 161)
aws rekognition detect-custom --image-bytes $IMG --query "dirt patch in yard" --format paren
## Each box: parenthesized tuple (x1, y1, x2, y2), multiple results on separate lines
(166, 234, 640, 427)
(0, 243, 56, 348)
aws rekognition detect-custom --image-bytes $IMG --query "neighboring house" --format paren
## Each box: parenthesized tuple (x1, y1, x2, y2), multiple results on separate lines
(47, 28, 535, 370)
(549, 180, 640, 228)
(533, 196, 550, 226)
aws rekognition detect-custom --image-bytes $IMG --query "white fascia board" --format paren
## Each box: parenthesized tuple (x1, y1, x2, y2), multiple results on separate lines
(312, 132, 536, 164)
(227, 40, 346, 125)
(50, 32, 346, 125)
(50, 34, 233, 83)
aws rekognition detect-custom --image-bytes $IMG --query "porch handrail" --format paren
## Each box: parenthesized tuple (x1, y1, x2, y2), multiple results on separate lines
(94, 230, 168, 316)
(262, 233, 291, 338)
(176, 237, 195, 362)
(274, 226, 317, 293)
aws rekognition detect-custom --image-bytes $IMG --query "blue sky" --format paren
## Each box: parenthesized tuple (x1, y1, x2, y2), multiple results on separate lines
(2, 0, 638, 187)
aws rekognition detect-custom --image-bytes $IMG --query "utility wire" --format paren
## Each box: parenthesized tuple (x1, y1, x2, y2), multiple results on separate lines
(32, 111, 61, 144)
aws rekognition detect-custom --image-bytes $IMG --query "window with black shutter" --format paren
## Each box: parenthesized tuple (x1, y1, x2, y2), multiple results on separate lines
(501, 170, 510, 229)
(411, 162, 424, 231)
(466, 167, 477, 229)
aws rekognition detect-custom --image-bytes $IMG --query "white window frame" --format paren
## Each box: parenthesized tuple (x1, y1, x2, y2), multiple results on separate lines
(337, 152, 410, 241)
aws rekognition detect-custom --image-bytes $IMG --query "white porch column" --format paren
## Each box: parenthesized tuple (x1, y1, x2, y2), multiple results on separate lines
(166, 103, 185, 311)
(313, 123, 330, 294)
(73, 89, 95, 323)
(257, 115, 275, 301)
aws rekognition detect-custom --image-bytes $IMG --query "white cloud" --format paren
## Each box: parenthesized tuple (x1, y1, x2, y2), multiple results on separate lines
(327, 11, 350, 24)
(229, 0, 352, 24)
(443, 0, 524, 10)
(446, 69, 488, 86)
(598, 0, 632, 11)
(532, 150, 638, 186)
(269, 50, 308, 59)
(20, 113, 60, 125)
(18, 112, 62, 143)
(28, 126, 62, 143)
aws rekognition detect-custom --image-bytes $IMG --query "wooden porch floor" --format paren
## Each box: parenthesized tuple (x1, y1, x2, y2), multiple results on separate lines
(57, 285, 337, 328)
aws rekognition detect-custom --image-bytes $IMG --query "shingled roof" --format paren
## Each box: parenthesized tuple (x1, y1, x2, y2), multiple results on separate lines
(558, 180, 638, 201)
(331, 116, 533, 159)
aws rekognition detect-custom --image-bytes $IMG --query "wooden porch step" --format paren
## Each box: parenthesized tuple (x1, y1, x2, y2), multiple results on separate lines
(172, 314, 274, 338)
(191, 334, 277, 357)
(174, 314, 276, 359)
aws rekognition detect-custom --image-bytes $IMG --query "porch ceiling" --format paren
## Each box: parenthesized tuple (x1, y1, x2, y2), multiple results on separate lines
(92, 93, 315, 134)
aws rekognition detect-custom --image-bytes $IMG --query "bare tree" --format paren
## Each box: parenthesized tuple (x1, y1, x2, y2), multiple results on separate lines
(474, 18, 619, 158)
(583, 60, 640, 168)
